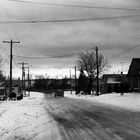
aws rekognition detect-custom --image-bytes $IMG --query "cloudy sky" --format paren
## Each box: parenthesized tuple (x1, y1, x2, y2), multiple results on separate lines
(0, 0, 140, 78)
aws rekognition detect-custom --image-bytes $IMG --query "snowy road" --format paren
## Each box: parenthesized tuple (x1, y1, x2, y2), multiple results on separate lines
(1, 92, 140, 140)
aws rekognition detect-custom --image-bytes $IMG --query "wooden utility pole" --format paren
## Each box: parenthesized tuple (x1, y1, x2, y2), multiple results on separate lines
(18, 62, 28, 93)
(27, 67, 30, 93)
(3, 39, 20, 96)
(25, 67, 30, 94)
(74, 66, 77, 95)
(70, 69, 72, 94)
(95, 46, 99, 96)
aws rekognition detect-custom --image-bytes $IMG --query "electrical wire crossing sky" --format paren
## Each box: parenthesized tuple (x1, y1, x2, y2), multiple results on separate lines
(1, 0, 140, 78)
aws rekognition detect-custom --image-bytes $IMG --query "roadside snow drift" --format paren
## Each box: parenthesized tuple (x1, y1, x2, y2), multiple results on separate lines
(1, 91, 140, 140)
(0, 92, 61, 140)
(65, 92, 140, 112)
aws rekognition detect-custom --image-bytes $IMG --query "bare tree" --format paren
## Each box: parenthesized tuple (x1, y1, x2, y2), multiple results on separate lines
(34, 74, 50, 90)
(77, 50, 109, 94)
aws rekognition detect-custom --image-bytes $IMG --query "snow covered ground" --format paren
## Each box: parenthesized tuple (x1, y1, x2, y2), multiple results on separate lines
(65, 91, 140, 112)
(0, 92, 61, 140)
(0, 91, 140, 140)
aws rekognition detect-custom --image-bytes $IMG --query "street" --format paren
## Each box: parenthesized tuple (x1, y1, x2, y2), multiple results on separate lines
(44, 94, 140, 140)
(0, 92, 140, 140)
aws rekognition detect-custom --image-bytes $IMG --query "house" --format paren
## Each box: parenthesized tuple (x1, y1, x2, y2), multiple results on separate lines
(127, 58, 140, 92)
(101, 73, 128, 94)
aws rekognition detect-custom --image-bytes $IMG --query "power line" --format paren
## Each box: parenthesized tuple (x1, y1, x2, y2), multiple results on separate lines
(3, 1, 20, 40)
(110, 44, 140, 59)
(0, 44, 10, 65)
(13, 54, 77, 59)
(13, 54, 49, 59)
(0, 49, 19, 69)
(1, 14, 140, 24)
(30, 65, 69, 69)
(0, 54, 10, 65)
(0, 44, 20, 68)
(0, 24, 11, 38)
(12, 44, 140, 67)
(13, 54, 76, 59)
(13, 47, 95, 59)
(10, 0, 140, 11)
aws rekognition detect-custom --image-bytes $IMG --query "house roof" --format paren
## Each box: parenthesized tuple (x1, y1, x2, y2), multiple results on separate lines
(107, 78, 121, 84)
(127, 58, 140, 77)
(102, 74, 127, 83)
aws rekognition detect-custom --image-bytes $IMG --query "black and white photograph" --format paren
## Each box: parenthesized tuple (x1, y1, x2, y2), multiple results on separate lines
(0, 0, 140, 139)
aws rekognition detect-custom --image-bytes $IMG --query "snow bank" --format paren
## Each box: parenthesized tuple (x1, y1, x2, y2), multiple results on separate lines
(0, 92, 61, 140)
(65, 91, 140, 112)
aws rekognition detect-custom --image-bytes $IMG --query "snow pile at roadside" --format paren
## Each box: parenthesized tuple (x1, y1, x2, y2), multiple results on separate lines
(0, 92, 60, 140)
(65, 91, 140, 112)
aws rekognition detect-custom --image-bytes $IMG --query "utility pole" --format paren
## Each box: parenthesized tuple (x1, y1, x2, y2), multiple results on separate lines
(70, 69, 72, 94)
(27, 67, 30, 93)
(25, 67, 30, 95)
(3, 39, 20, 96)
(95, 46, 99, 96)
(18, 62, 28, 94)
(74, 66, 77, 95)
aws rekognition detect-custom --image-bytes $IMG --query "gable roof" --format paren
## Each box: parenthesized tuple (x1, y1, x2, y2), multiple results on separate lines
(127, 58, 140, 77)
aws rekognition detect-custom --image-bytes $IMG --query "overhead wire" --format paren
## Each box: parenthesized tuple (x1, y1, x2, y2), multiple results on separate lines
(110, 44, 140, 59)
(3, 0, 140, 72)
(0, 26, 11, 67)
(13, 44, 140, 72)
(0, 33, 20, 69)
(13, 47, 95, 59)
(13, 54, 49, 59)
(30, 65, 69, 69)
(0, 23, 19, 69)
(2, 1, 21, 68)
(1, 14, 140, 24)
(0, 46, 10, 65)
(0, 46, 19, 68)
(0, 24, 11, 38)
(3, 1, 20, 40)
(9, 0, 140, 11)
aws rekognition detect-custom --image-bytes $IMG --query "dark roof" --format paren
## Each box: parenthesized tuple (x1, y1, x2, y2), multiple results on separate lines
(102, 74, 127, 83)
(127, 58, 140, 77)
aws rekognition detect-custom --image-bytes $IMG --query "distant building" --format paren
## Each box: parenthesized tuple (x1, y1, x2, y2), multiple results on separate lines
(127, 58, 140, 92)
(31, 78, 76, 91)
(101, 73, 128, 94)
